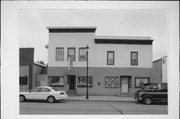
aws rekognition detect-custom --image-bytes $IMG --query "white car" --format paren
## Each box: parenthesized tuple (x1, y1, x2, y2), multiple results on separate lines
(19, 86, 68, 103)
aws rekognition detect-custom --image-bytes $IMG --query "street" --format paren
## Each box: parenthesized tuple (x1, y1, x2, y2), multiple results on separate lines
(20, 100, 168, 115)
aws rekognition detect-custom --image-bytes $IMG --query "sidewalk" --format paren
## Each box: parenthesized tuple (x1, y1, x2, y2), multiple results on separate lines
(66, 95, 135, 102)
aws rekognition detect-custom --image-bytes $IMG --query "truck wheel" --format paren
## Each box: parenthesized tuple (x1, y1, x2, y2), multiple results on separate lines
(138, 99, 143, 103)
(144, 97, 152, 105)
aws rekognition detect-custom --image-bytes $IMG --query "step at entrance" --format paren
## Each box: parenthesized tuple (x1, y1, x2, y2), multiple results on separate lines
(67, 90, 76, 96)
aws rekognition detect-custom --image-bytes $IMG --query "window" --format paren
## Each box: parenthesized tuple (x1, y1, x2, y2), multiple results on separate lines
(67, 48, 75, 61)
(56, 48, 64, 61)
(107, 51, 114, 65)
(49, 76, 65, 87)
(105, 77, 119, 88)
(39, 88, 51, 92)
(135, 77, 149, 88)
(131, 52, 138, 66)
(19, 76, 28, 85)
(30, 87, 40, 92)
(78, 76, 93, 87)
(79, 48, 87, 61)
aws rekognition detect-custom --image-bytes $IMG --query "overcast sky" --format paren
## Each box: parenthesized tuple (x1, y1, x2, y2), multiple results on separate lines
(19, 9, 168, 64)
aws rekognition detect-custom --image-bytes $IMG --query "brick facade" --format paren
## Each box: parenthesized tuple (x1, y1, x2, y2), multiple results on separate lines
(48, 67, 152, 96)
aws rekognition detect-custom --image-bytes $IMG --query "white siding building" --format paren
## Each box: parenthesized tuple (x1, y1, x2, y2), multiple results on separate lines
(47, 27, 153, 96)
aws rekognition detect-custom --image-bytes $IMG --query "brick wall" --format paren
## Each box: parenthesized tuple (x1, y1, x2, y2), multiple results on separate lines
(48, 67, 153, 96)
(19, 48, 34, 66)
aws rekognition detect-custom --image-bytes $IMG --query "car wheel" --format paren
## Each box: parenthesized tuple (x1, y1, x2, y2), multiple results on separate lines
(47, 96, 55, 103)
(144, 97, 152, 105)
(19, 95, 26, 102)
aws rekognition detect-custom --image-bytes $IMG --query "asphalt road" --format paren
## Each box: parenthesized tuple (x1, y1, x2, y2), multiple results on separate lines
(20, 100, 168, 115)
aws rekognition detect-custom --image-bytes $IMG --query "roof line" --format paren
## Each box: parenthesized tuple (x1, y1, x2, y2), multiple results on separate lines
(47, 26, 97, 33)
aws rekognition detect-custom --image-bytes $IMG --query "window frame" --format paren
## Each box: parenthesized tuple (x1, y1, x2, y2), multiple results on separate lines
(135, 77, 150, 88)
(67, 47, 76, 61)
(30, 87, 40, 92)
(77, 76, 93, 88)
(56, 47, 64, 61)
(105, 76, 119, 88)
(120, 76, 132, 88)
(131, 51, 138, 66)
(39, 88, 51, 92)
(107, 51, 115, 65)
(79, 47, 87, 61)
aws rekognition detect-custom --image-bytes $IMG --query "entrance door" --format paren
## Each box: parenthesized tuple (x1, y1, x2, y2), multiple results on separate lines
(121, 77, 129, 93)
(68, 75, 76, 90)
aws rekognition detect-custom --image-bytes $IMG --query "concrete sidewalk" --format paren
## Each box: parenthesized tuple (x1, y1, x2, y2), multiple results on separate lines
(66, 95, 135, 102)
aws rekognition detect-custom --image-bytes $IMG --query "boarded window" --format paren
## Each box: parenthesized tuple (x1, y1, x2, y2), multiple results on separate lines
(105, 77, 119, 88)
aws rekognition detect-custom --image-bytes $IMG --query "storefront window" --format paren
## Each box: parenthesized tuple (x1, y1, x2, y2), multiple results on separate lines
(78, 76, 93, 87)
(135, 77, 149, 88)
(49, 76, 65, 87)
(105, 77, 119, 88)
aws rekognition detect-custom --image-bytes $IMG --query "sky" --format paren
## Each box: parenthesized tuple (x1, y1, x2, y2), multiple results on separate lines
(19, 9, 168, 64)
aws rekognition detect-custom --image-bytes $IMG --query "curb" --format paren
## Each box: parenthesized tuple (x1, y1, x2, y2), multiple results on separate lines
(66, 99, 135, 102)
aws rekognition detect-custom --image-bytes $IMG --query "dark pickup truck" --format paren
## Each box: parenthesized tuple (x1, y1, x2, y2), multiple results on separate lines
(134, 83, 168, 104)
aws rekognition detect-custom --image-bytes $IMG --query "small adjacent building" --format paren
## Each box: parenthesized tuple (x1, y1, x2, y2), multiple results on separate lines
(153, 56, 168, 83)
(19, 48, 46, 92)
(47, 27, 153, 96)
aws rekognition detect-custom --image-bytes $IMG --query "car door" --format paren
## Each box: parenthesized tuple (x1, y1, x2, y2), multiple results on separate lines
(25, 87, 40, 100)
(38, 88, 51, 100)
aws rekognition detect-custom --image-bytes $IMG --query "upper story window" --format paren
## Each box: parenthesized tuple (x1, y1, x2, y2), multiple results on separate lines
(79, 48, 87, 61)
(107, 51, 114, 65)
(56, 47, 64, 61)
(67, 48, 75, 61)
(131, 51, 138, 66)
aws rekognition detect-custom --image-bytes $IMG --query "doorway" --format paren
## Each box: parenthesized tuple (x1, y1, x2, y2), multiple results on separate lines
(67, 75, 76, 90)
(121, 76, 130, 93)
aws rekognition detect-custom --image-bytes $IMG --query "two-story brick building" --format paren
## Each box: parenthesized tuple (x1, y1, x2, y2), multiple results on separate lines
(47, 27, 153, 96)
